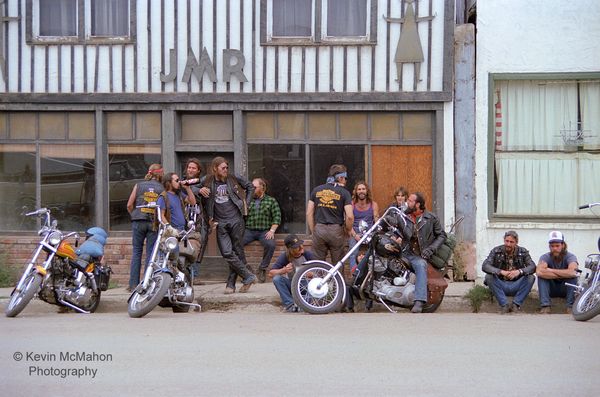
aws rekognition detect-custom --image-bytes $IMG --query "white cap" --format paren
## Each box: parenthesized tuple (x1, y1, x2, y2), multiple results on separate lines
(548, 231, 565, 244)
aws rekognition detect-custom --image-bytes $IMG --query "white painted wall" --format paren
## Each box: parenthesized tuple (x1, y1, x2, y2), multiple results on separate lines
(0, 0, 448, 94)
(475, 0, 600, 274)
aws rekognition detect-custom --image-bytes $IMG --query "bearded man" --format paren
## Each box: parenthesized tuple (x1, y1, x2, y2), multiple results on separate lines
(536, 231, 579, 314)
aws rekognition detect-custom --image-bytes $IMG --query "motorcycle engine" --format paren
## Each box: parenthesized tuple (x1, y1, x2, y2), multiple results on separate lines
(172, 270, 194, 303)
(370, 255, 416, 306)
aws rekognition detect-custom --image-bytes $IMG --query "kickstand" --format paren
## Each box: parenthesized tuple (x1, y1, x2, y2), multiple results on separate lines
(378, 297, 397, 313)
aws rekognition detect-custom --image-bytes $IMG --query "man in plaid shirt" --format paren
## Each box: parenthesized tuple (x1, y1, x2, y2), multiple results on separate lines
(243, 178, 282, 283)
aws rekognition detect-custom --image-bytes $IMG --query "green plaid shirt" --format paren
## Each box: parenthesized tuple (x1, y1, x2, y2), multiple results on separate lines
(245, 194, 281, 231)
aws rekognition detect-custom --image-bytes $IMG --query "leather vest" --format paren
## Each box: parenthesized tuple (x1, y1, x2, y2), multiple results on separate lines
(130, 180, 163, 221)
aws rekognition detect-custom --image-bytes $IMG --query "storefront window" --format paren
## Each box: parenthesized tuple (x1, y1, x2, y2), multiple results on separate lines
(310, 145, 365, 193)
(248, 144, 305, 234)
(40, 145, 95, 231)
(108, 145, 161, 231)
(0, 145, 37, 230)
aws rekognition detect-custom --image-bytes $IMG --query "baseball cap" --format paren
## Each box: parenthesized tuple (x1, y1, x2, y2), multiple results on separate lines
(284, 234, 304, 249)
(548, 231, 565, 244)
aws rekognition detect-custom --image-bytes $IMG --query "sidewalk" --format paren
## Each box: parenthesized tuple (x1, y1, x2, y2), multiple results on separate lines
(0, 280, 565, 314)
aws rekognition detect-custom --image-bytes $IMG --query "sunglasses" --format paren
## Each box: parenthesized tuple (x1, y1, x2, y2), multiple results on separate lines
(173, 178, 180, 183)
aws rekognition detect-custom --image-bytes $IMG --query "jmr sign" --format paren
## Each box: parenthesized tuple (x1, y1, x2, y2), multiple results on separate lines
(160, 47, 248, 83)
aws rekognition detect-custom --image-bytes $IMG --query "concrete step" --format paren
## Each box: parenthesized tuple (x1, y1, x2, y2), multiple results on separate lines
(0, 281, 570, 315)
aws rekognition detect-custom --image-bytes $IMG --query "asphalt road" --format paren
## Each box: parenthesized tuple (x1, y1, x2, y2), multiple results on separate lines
(1, 310, 599, 397)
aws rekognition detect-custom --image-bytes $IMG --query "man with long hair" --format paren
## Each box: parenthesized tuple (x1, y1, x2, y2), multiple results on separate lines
(157, 172, 196, 231)
(182, 158, 209, 280)
(126, 164, 164, 292)
(348, 181, 379, 273)
(536, 231, 579, 314)
(198, 157, 256, 294)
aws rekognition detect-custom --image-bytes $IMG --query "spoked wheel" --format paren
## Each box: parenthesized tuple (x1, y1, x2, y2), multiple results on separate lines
(291, 263, 344, 314)
(128, 272, 172, 318)
(572, 283, 600, 322)
(5, 272, 43, 318)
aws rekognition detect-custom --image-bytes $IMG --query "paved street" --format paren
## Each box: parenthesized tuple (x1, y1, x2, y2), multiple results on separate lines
(1, 309, 599, 397)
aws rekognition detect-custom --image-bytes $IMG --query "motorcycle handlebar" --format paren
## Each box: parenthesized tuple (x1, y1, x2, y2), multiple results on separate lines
(579, 203, 600, 210)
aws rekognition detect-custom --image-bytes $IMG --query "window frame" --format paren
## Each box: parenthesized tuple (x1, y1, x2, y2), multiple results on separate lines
(261, 0, 377, 46)
(488, 72, 600, 223)
(26, 0, 136, 45)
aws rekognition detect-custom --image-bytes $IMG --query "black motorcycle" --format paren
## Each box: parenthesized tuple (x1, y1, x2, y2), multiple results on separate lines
(291, 206, 448, 314)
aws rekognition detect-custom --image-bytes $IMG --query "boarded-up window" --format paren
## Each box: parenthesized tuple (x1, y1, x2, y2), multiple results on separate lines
(246, 113, 275, 140)
(308, 113, 336, 140)
(340, 113, 367, 140)
(68, 113, 95, 140)
(279, 113, 305, 139)
(181, 114, 233, 141)
(403, 112, 433, 141)
(39, 113, 66, 139)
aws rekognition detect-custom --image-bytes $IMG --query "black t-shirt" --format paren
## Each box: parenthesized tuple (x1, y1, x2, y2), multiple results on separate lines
(214, 180, 240, 222)
(310, 183, 352, 225)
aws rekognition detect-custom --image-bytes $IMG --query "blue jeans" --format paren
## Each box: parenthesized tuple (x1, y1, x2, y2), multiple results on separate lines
(243, 229, 276, 270)
(404, 253, 428, 302)
(537, 277, 577, 307)
(485, 273, 535, 307)
(272, 275, 294, 308)
(348, 237, 360, 272)
(129, 220, 158, 289)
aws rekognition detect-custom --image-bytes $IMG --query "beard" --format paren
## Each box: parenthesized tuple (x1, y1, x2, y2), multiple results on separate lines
(404, 206, 415, 214)
(358, 193, 367, 200)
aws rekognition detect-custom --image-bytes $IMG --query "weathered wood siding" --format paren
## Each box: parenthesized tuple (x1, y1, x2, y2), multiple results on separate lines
(0, 0, 450, 95)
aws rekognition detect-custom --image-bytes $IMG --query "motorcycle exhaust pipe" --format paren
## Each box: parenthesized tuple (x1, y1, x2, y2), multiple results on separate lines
(57, 299, 90, 314)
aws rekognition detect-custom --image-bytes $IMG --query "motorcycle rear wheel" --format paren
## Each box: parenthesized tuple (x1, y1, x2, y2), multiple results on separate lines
(572, 283, 600, 322)
(128, 273, 172, 318)
(291, 263, 344, 314)
(422, 292, 445, 313)
(5, 272, 43, 317)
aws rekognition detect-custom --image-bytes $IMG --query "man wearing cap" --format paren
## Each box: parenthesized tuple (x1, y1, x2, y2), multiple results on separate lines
(536, 231, 579, 314)
(306, 164, 354, 267)
(482, 230, 536, 314)
(269, 234, 316, 312)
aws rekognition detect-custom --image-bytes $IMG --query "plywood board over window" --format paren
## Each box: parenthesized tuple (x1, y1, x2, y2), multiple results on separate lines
(371, 145, 432, 210)
(246, 113, 275, 140)
(181, 114, 233, 142)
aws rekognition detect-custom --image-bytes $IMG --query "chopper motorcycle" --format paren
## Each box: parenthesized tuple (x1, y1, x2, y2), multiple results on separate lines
(568, 202, 600, 322)
(291, 206, 448, 314)
(5, 208, 111, 317)
(127, 202, 201, 318)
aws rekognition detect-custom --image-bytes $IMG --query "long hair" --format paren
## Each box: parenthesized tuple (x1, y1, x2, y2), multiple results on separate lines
(551, 242, 569, 262)
(145, 163, 163, 182)
(352, 181, 372, 204)
(393, 186, 408, 200)
(204, 156, 229, 187)
(163, 172, 177, 192)
(184, 158, 202, 178)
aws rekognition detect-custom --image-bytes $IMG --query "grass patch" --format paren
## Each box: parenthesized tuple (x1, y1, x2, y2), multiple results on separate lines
(464, 284, 493, 313)
(0, 251, 19, 288)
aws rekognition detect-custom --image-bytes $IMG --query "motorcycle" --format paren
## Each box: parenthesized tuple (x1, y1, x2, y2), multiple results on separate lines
(5, 208, 111, 317)
(291, 206, 448, 314)
(127, 202, 202, 318)
(568, 202, 600, 322)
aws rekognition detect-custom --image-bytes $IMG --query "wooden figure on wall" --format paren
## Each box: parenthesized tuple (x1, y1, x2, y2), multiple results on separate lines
(383, 0, 435, 88)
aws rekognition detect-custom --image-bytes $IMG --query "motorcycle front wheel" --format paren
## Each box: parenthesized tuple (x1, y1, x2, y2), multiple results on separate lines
(291, 264, 344, 314)
(572, 283, 600, 322)
(5, 272, 43, 317)
(128, 272, 172, 318)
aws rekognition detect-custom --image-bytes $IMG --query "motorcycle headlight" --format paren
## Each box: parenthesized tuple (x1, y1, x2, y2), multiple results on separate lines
(164, 237, 178, 251)
(48, 232, 62, 246)
(584, 255, 599, 271)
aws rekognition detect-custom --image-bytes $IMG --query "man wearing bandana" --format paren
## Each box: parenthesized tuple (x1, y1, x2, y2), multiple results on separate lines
(306, 164, 354, 267)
